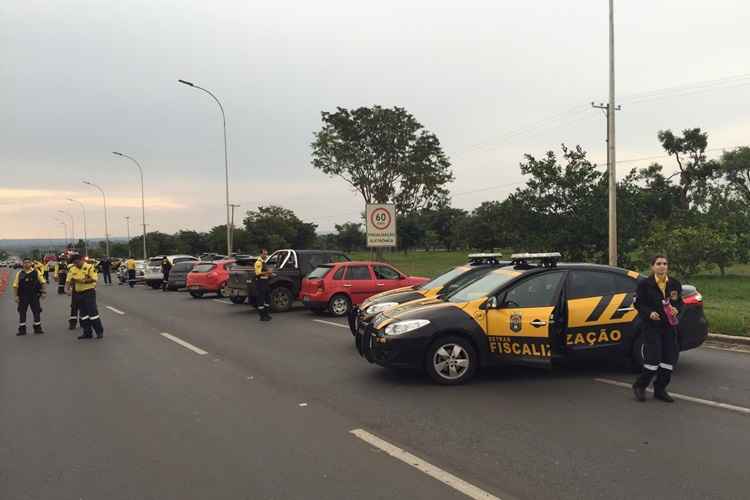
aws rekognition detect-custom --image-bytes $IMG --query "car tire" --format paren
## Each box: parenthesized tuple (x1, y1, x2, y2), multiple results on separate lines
(217, 282, 228, 298)
(229, 295, 245, 304)
(150, 282, 161, 290)
(630, 333, 646, 373)
(425, 335, 478, 385)
(328, 294, 351, 317)
(189, 291, 204, 299)
(269, 286, 294, 313)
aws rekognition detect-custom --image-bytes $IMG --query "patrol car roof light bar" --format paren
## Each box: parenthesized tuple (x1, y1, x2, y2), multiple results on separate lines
(467, 253, 503, 265)
(510, 252, 562, 269)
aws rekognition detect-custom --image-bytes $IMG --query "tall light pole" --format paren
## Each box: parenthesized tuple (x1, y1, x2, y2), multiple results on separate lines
(67, 198, 88, 257)
(125, 216, 132, 258)
(113, 152, 148, 260)
(229, 203, 240, 255)
(607, 0, 617, 266)
(178, 78, 231, 257)
(54, 218, 68, 246)
(83, 180, 110, 258)
(58, 210, 75, 249)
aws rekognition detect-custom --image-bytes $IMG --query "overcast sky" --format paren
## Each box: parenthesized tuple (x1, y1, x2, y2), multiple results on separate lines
(2, 0, 748, 240)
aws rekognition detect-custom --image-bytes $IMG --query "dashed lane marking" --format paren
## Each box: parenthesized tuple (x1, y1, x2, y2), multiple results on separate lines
(212, 299, 233, 305)
(595, 378, 750, 416)
(313, 319, 349, 329)
(105, 306, 125, 315)
(350, 429, 502, 500)
(160, 333, 208, 355)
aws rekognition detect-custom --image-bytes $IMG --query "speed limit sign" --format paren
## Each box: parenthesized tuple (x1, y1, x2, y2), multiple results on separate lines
(366, 204, 397, 247)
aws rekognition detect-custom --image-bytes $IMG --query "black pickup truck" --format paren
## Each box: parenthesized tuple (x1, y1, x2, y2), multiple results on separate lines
(226, 249, 350, 311)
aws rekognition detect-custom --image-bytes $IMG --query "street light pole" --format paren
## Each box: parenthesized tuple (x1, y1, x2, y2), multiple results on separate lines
(54, 218, 68, 246)
(83, 180, 110, 258)
(125, 216, 132, 258)
(229, 203, 240, 255)
(58, 210, 75, 249)
(113, 152, 148, 260)
(607, 0, 618, 266)
(178, 79, 231, 257)
(67, 198, 88, 257)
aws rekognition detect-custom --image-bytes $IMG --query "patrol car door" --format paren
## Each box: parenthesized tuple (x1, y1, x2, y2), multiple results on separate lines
(564, 270, 638, 358)
(485, 271, 566, 366)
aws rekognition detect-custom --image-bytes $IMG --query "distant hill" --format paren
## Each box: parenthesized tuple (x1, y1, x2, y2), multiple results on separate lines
(0, 238, 128, 252)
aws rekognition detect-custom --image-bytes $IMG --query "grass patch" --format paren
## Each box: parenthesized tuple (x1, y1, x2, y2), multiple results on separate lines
(350, 251, 749, 337)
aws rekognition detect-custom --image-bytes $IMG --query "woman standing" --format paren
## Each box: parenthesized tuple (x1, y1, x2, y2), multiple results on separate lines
(633, 255, 683, 403)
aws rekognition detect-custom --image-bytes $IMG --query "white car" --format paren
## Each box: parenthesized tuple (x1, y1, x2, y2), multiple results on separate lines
(144, 255, 199, 289)
(117, 260, 146, 284)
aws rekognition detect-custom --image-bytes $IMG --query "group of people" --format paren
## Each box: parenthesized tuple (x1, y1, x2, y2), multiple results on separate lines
(12, 254, 104, 340)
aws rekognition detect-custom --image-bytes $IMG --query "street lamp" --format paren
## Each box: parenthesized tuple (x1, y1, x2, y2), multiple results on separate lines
(83, 180, 111, 258)
(53, 217, 68, 246)
(113, 152, 147, 260)
(178, 78, 231, 257)
(125, 216, 132, 258)
(58, 210, 75, 247)
(67, 198, 88, 257)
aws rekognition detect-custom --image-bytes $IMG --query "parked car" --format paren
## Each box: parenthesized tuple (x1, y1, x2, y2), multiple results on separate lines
(198, 253, 228, 262)
(227, 249, 350, 312)
(300, 261, 430, 317)
(356, 253, 708, 385)
(144, 255, 199, 289)
(167, 260, 199, 290)
(186, 259, 235, 298)
(225, 255, 259, 304)
(117, 260, 146, 284)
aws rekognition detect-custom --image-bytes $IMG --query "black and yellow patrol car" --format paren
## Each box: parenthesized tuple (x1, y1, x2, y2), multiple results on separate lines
(356, 253, 708, 385)
(348, 254, 509, 337)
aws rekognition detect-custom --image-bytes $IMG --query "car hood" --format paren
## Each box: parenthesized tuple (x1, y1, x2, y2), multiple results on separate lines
(373, 299, 458, 329)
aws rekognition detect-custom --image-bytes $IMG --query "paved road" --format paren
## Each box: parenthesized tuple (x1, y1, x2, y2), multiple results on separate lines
(1, 273, 749, 500)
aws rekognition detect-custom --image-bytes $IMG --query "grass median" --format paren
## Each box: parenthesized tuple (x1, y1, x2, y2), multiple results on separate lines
(351, 251, 748, 337)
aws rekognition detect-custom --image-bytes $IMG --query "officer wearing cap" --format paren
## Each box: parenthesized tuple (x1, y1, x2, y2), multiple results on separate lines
(254, 249, 273, 321)
(66, 254, 104, 339)
(12, 258, 47, 335)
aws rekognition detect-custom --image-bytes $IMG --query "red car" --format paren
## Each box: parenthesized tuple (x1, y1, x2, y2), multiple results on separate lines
(186, 259, 235, 298)
(300, 261, 430, 317)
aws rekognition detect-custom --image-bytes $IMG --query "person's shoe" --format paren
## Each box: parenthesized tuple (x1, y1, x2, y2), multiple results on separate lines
(33, 325, 44, 334)
(68, 323, 77, 330)
(260, 316, 271, 322)
(632, 384, 646, 402)
(96, 333, 104, 339)
(77, 333, 93, 340)
(654, 390, 675, 403)
(17, 326, 27, 336)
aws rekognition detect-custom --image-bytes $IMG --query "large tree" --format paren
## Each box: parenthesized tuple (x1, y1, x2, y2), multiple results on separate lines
(311, 106, 454, 215)
(243, 205, 317, 252)
(657, 128, 716, 209)
(718, 146, 750, 204)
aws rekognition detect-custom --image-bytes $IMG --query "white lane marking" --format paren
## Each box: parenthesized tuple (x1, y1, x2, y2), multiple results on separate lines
(105, 306, 125, 315)
(703, 345, 750, 355)
(313, 319, 349, 329)
(212, 299, 233, 305)
(595, 378, 750, 416)
(350, 429, 502, 500)
(160, 333, 208, 355)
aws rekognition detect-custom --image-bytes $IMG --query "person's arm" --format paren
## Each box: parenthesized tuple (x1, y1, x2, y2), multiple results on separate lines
(634, 279, 659, 321)
(671, 280, 684, 316)
(84, 265, 98, 284)
(11, 272, 20, 302)
(37, 272, 47, 297)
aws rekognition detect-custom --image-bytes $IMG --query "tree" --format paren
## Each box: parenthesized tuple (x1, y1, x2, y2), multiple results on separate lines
(657, 128, 716, 209)
(311, 106, 454, 215)
(466, 202, 509, 251)
(397, 213, 426, 254)
(334, 222, 366, 252)
(174, 230, 210, 255)
(423, 207, 469, 251)
(243, 205, 318, 251)
(718, 146, 750, 204)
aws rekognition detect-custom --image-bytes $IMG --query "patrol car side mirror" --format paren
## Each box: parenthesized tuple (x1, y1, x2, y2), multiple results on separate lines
(481, 297, 499, 310)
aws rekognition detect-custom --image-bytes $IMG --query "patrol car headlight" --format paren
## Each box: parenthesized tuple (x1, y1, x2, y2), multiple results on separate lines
(366, 302, 399, 315)
(384, 319, 430, 336)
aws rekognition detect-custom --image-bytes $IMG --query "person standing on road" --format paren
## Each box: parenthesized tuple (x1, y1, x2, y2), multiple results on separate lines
(632, 254, 683, 403)
(66, 254, 104, 340)
(161, 257, 172, 291)
(12, 258, 47, 335)
(125, 257, 137, 288)
(54, 255, 68, 295)
(100, 256, 112, 286)
(254, 249, 272, 321)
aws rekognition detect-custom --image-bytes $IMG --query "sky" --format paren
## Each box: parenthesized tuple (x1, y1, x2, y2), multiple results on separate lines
(2, 0, 748, 239)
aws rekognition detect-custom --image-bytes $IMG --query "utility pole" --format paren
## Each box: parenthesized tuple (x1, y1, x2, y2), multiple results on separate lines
(591, 102, 622, 186)
(607, 0, 617, 266)
(229, 203, 240, 256)
(125, 216, 132, 257)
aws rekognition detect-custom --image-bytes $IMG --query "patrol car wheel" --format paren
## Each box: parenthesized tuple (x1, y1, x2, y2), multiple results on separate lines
(270, 286, 293, 313)
(328, 294, 351, 317)
(426, 336, 477, 385)
(229, 295, 245, 304)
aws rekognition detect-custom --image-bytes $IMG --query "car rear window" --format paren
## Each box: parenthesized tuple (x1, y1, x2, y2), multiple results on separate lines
(148, 258, 163, 266)
(193, 263, 215, 273)
(307, 265, 333, 279)
(174, 262, 196, 272)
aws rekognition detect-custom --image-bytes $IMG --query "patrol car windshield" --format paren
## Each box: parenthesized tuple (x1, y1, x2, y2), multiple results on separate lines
(447, 271, 517, 303)
(417, 266, 468, 290)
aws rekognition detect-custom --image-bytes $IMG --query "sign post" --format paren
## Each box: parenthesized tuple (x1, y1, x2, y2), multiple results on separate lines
(366, 204, 397, 248)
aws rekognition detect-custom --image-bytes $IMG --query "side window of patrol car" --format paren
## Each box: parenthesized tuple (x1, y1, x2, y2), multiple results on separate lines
(613, 274, 637, 294)
(503, 272, 564, 308)
(567, 270, 624, 299)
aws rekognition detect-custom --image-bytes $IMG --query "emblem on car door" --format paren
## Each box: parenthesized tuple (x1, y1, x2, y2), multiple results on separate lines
(510, 312, 522, 333)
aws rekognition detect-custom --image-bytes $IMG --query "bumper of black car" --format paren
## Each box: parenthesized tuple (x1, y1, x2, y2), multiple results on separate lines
(356, 324, 431, 369)
(678, 305, 709, 351)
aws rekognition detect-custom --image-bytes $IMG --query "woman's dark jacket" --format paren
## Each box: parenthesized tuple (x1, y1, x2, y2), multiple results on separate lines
(634, 275, 683, 329)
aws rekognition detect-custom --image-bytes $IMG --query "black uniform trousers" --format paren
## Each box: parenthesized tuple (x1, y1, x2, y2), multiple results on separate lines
(18, 294, 42, 328)
(127, 269, 136, 288)
(256, 279, 270, 319)
(634, 326, 679, 391)
(57, 273, 67, 294)
(69, 290, 80, 328)
(162, 269, 170, 290)
(102, 269, 112, 284)
(78, 289, 103, 336)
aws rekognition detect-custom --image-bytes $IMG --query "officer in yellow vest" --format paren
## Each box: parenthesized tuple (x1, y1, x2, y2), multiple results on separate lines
(66, 254, 104, 339)
(12, 258, 47, 335)
(125, 257, 137, 288)
(254, 248, 273, 321)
